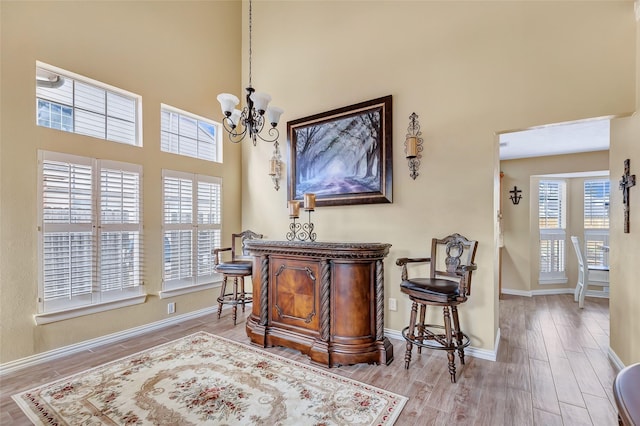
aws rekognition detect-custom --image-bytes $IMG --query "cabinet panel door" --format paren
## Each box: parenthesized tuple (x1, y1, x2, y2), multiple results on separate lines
(332, 261, 374, 341)
(270, 257, 320, 332)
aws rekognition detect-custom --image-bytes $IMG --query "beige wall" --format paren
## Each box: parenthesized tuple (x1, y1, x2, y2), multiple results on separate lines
(608, 3, 640, 366)
(0, 1, 242, 363)
(1, 1, 637, 365)
(501, 151, 609, 294)
(241, 1, 635, 354)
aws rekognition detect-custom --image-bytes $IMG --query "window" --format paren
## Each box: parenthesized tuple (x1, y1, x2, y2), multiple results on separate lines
(539, 180, 567, 282)
(161, 105, 221, 162)
(162, 170, 222, 296)
(584, 179, 610, 267)
(36, 61, 141, 146)
(37, 151, 144, 324)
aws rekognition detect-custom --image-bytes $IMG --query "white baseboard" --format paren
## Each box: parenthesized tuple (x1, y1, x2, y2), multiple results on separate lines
(608, 347, 625, 371)
(384, 326, 499, 362)
(501, 287, 609, 299)
(0, 306, 218, 377)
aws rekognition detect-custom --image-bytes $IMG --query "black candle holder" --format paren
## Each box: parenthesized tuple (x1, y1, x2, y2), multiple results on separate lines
(286, 210, 316, 242)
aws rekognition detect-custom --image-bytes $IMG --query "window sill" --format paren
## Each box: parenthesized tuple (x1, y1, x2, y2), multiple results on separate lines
(538, 278, 568, 285)
(34, 294, 147, 325)
(159, 280, 222, 299)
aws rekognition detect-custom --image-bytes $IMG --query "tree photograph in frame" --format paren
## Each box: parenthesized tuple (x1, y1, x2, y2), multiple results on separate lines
(287, 95, 393, 207)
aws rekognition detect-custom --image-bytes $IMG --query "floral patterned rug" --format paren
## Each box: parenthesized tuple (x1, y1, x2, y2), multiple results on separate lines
(13, 331, 407, 425)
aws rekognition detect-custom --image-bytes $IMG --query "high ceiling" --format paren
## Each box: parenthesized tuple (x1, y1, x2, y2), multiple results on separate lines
(499, 118, 610, 161)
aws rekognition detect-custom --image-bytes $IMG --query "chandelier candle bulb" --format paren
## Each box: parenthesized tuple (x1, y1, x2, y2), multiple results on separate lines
(406, 136, 418, 158)
(289, 200, 300, 218)
(269, 158, 277, 176)
(304, 193, 316, 211)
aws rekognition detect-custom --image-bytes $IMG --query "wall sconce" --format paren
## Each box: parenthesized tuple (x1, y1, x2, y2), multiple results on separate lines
(509, 186, 523, 205)
(404, 112, 423, 180)
(268, 141, 282, 190)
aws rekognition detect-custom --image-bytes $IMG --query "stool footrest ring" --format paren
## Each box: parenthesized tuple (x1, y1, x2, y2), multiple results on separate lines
(401, 323, 470, 351)
(217, 293, 253, 306)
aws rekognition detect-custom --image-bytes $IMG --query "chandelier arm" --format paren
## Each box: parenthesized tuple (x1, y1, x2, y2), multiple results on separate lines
(221, 117, 249, 144)
(255, 126, 280, 144)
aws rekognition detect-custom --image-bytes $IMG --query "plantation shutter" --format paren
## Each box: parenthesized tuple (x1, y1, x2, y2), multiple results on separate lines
(196, 177, 222, 284)
(539, 180, 567, 281)
(584, 180, 610, 229)
(584, 179, 610, 267)
(99, 162, 142, 292)
(162, 170, 222, 291)
(41, 152, 95, 310)
(163, 172, 194, 289)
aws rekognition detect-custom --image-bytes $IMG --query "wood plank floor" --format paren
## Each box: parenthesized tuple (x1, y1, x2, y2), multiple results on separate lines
(0, 294, 619, 425)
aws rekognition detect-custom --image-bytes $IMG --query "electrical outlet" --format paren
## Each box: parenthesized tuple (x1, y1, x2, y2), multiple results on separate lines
(388, 298, 397, 311)
(167, 302, 176, 314)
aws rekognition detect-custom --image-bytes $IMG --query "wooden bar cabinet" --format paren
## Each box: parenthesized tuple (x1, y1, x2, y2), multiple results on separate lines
(244, 240, 394, 367)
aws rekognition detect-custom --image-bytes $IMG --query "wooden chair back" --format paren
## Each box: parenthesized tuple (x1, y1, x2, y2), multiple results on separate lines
(429, 233, 478, 297)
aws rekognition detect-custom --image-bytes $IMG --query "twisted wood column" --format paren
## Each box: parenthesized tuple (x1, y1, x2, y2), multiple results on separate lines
(260, 256, 269, 326)
(319, 260, 331, 341)
(376, 259, 384, 341)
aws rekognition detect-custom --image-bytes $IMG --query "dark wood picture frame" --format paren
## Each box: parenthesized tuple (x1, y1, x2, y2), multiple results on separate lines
(286, 95, 393, 207)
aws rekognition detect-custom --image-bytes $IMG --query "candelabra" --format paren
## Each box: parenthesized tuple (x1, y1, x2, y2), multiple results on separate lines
(286, 193, 317, 242)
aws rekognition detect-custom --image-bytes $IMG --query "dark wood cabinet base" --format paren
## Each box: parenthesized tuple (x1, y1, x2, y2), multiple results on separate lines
(246, 317, 394, 367)
(244, 240, 394, 368)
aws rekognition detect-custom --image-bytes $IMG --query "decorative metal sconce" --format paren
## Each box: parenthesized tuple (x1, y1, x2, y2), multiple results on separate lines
(286, 193, 317, 242)
(404, 112, 423, 180)
(509, 186, 523, 205)
(268, 141, 282, 190)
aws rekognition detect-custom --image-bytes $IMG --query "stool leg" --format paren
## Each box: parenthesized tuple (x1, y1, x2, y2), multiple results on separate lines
(451, 306, 465, 365)
(217, 276, 228, 319)
(405, 301, 418, 369)
(417, 304, 426, 354)
(239, 276, 246, 313)
(443, 306, 456, 383)
(232, 277, 239, 325)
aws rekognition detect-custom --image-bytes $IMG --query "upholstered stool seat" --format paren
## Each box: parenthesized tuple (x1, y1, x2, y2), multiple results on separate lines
(213, 230, 262, 325)
(400, 278, 461, 303)
(215, 260, 252, 275)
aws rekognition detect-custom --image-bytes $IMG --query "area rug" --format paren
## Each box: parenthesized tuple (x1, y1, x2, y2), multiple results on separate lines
(12, 331, 407, 425)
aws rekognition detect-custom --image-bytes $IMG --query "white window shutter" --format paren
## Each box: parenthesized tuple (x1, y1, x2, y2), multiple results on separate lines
(162, 171, 222, 291)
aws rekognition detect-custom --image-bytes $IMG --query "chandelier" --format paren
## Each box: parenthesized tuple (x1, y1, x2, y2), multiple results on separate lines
(216, 0, 283, 146)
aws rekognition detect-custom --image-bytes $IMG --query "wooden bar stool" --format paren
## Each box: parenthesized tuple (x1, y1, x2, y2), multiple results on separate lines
(397, 233, 478, 383)
(212, 230, 262, 325)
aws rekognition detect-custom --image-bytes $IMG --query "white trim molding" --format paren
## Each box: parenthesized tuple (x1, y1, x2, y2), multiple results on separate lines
(635, 0, 640, 22)
(1, 306, 219, 377)
(501, 287, 609, 299)
(608, 347, 625, 371)
(384, 327, 499, 362)
(34, 294, 147, 325)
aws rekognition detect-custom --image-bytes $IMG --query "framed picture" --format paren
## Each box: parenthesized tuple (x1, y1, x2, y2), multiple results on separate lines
(287, 95, 393, 207)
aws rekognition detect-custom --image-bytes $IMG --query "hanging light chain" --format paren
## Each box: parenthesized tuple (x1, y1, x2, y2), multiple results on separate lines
(248, 0, 253, 88)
